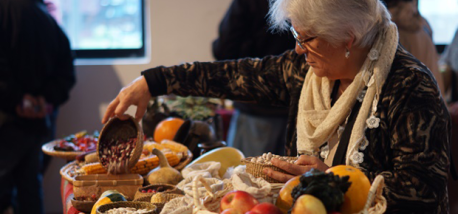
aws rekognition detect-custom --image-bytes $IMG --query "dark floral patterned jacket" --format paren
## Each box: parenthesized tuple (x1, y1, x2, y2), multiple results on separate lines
(142, 45, 451, 213)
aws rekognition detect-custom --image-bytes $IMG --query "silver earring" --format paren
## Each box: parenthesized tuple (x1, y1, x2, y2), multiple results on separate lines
(345, 48, 350, 59)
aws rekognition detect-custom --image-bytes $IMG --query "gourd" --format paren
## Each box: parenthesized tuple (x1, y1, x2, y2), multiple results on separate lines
(184, 147, 244, 177)
(90, 190, 126, 214)
(146, 148, 183, 185)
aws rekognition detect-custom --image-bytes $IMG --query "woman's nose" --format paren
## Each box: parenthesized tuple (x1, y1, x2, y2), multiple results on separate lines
(295, 43, 307, 55)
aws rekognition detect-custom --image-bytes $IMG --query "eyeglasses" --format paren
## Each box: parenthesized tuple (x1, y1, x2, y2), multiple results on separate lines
(290, 26, 316, 50)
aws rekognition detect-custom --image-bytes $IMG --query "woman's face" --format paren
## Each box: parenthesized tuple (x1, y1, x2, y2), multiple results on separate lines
(291, 24, 352, 81)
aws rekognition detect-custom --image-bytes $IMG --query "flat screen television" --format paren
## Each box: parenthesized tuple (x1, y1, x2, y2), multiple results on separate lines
(48, 0, 146, 59)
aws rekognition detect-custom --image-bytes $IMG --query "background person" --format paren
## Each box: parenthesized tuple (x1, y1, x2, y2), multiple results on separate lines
(102, 0, 450, 212)
(212, 0, 295, 157)
(383, 0, 445, 94)
(0, 0, 76, 213)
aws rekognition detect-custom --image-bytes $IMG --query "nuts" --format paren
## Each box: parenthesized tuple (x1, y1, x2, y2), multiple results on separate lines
(103, 207, 153, 214)
(250, 152, 296, 164)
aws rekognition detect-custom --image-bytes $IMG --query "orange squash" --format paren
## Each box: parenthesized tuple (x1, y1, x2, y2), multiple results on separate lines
(326, 165, 370, 214)
(275, 175, 301, 214)
(153, 117, 185, 143)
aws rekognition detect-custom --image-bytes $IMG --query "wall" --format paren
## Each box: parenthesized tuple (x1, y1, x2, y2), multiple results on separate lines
(42, 0, 232, 213)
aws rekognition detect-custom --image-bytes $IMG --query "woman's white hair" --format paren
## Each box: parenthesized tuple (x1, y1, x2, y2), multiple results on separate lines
(268, 0, 392, 48)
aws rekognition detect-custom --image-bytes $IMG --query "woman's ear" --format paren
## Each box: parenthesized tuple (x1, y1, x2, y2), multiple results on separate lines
(346, 35, 355, 50)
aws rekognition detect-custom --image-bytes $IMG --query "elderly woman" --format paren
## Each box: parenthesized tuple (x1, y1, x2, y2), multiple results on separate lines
(103, 0, 450, 212)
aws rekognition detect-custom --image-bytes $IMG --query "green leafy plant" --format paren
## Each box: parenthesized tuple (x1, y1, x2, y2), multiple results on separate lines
(163, 96, 221, 121)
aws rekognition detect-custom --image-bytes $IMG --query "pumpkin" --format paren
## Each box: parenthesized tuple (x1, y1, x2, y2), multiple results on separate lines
(90, 190, 127, 214)
(326, 165, 371, 214)
(153, 117, 185, 143)
(275, 175, 301, 214)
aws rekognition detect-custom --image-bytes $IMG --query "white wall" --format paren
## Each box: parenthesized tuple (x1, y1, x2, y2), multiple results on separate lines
(42, 0, 232, 213)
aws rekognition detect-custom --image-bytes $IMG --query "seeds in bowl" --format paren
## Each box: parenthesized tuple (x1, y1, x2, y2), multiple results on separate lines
(99, 137, 137, 174)
(102, 207, 153, 214)
(250, 152, 296, 164)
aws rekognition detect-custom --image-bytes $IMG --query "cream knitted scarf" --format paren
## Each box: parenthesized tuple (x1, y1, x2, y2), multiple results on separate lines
(297, 22, 399, 167)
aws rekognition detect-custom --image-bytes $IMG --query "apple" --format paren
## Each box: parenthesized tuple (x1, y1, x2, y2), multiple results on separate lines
(291, 194, 327, 214)
(220, 190, 259, 213)
(220, 208, 238, 214)
(248, 202, 283, 214)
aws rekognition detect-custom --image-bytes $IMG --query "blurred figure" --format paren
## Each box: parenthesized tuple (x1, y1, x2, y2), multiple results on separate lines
(384, 0, 445, 94)
(441, 28, 458, 214)
(212, 0, 295, 157)
(443, 30, 458, 118)
(0, 0, 75, 213)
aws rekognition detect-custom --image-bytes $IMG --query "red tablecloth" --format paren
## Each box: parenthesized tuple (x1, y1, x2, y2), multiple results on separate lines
(61, 178, 80, 214)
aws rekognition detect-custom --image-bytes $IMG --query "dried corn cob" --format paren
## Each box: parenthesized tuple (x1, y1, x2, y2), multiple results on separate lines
(80, 162, 107, 174)
(143, 141, 164, 153)
(82, 152, 181, 175)
(160, 140, 189, 154)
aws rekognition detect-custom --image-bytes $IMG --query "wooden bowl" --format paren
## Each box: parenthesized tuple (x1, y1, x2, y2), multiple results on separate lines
(96, 201, 157, 214)
(70, 198, 96, 213)
(97, 116, 143, 173)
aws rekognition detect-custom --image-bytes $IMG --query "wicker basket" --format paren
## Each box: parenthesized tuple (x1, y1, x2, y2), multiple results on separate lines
(98, 116, 143, 173)
(150, 192, 185, 204)
(96, 201, 157, 214)
(70, 198, 95, 213)
(132, 196, 165, 213)
(242, 156, 298, 183)
(133, 183, 183, 201)
(73, 174, 143, 200)
(131, 198, 165, 213)
(42, 140, 86, 161)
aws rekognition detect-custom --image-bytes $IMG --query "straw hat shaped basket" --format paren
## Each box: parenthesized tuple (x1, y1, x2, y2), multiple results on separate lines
(97, 116, 143, 173)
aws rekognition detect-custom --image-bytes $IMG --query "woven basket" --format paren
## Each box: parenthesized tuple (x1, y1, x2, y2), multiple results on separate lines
(132, 197, 165, 213)
(98, 116, 143, 173)
(242, 156, 298, 183)
(133, 183, 183, 201)
(42, 140, 86, 161)
(150, 192, 184, 204)
(70, 198, 95, 213)
(96, 201, 157, 214)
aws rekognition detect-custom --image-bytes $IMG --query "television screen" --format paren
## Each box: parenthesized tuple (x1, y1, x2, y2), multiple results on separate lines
(419, 0, 458, 46)
(47, 0, 145, 58)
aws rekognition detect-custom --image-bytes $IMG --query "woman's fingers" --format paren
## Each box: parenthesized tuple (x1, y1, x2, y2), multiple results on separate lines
(135, 100, 148, 122)
(263, 167, 295, 183)
(102, 97, 119, 124)
(295, 155, 329, 172)
(271, 158, 306, 175)
(102, 76, 152, 124)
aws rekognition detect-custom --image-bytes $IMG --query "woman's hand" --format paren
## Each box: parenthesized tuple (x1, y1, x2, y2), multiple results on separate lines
(262, 155, 329, 182)
(102, 76, 151, 124)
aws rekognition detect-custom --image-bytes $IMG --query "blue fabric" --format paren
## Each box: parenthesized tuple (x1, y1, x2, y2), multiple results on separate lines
(227, 109, 288, 157)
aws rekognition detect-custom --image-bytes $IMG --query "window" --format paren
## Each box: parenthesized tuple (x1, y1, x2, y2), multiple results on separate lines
(419, 0, 458, 52)
(50, 0, 146, 59)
